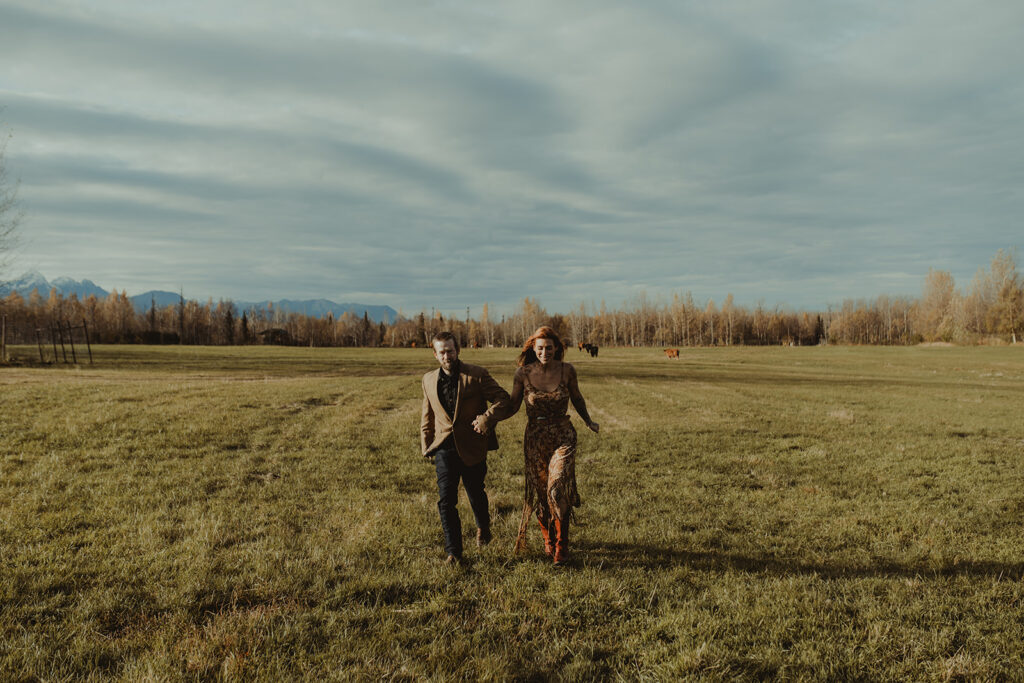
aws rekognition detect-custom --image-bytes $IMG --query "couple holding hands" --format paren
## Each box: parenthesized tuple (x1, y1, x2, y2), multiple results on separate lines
(420, 327, 600, 567)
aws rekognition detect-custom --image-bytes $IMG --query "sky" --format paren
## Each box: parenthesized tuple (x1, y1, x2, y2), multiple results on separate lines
(1, 0, 1022, 317)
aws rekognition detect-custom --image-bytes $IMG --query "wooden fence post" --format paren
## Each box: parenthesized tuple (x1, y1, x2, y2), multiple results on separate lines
(82, 318, 93, 364)
(56, 324, 68, 363)
(66, 321, 78, 364)
(50, 326, 59, 363)
(36, 328, 46, 363)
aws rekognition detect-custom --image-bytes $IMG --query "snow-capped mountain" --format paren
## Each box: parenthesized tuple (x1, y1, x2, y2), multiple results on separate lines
(0, 272, 398, 323)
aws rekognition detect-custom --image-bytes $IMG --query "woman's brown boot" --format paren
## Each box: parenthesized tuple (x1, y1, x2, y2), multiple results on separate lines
(553, 518, 569, 566)
(538, 519, 554, 556)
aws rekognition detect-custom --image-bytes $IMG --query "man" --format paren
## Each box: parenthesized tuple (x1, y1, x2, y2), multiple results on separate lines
(421, 331, 511, 564)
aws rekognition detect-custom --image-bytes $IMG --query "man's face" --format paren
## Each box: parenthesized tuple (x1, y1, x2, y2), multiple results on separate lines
(433, 339, 459, 373)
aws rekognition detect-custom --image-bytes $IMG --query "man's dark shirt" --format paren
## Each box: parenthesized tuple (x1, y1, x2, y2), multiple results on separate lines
(437, 361, 460, 416)
(437, 360, 460, 449)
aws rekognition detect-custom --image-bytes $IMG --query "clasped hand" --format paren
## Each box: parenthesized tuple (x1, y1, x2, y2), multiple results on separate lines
(471, 415, 489, 434)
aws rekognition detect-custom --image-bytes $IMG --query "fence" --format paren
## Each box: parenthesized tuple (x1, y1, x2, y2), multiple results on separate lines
(17, 318, 95, 365)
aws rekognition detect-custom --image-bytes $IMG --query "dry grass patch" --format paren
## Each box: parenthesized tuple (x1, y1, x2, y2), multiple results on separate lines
(2, 345, 1023, 679)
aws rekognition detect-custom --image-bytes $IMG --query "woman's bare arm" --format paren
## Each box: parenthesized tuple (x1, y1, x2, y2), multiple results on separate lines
(566, 364, 599, 433)
(507, 366, 526, 416)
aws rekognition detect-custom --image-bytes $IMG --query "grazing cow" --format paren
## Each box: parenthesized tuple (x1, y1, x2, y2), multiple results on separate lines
(578, 342, 586, 351)
(588, 344, 599, 357)
(664, 348, 679, 359)
(579, 342, 599, 357)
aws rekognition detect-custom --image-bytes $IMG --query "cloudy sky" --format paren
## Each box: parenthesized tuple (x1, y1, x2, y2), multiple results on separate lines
(1, 1, 1021, 316)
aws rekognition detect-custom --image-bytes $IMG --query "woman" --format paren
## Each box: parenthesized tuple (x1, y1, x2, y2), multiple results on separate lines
(509, 326, 599, 566)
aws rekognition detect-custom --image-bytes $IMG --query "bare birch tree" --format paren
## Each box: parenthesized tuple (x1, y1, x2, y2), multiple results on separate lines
(988, 249, 1022, 343)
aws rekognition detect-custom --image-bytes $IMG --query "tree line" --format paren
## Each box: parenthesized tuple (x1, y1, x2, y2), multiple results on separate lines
(1, 249, 1020, 350)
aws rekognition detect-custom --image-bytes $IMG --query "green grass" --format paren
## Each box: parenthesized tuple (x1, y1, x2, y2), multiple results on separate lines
(2, 345, 1023, 680)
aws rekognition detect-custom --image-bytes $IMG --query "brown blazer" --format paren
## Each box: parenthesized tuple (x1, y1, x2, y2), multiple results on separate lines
(421, 362, 512, 466)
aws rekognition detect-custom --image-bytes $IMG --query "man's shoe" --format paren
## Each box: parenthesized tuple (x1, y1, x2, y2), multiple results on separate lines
(476, 527, 492, 547)
(444, 554, 462, 565)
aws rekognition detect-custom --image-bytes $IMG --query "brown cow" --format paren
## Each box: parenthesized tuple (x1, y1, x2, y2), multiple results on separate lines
(664, 348, 679, 359)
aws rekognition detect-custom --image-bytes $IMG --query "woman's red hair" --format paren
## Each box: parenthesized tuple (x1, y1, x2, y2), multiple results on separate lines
(517, 326, 565, 367)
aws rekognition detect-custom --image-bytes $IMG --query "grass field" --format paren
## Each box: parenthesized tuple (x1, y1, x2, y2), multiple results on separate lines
(2, 344, 1023, 680)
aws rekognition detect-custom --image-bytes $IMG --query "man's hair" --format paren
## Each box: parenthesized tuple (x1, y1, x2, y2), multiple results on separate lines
(431, 330, 459, 350)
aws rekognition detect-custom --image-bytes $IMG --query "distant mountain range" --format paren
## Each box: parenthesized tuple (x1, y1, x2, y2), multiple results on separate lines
(0, 271, 399, 324)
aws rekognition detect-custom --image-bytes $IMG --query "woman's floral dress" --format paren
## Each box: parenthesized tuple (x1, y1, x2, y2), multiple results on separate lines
(514, 362, 581, 552)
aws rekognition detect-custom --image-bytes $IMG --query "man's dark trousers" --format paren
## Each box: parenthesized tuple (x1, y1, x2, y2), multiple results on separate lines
(433, 447, 489, 558)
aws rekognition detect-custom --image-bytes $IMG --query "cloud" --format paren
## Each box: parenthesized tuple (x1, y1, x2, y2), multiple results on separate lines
(2, 0, 1022, 313)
